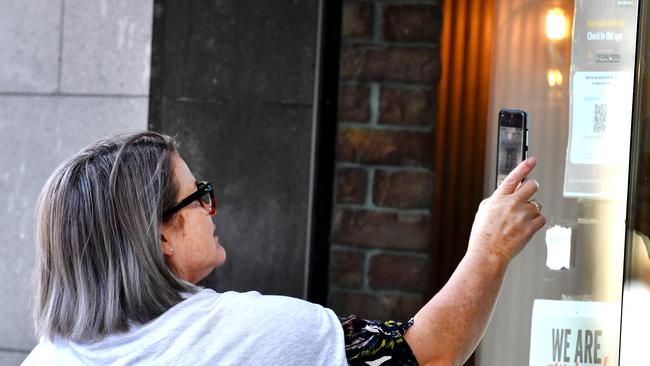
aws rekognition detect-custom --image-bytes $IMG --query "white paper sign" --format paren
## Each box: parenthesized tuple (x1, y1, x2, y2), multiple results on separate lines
(569, 71, 633, 165)
(529, 299, 620, 366)
(562, 0, 639, 198)
(545, 225, 572, 270)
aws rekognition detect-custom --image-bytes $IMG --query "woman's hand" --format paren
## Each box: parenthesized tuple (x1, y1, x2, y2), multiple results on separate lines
(467, 157, 546, 264)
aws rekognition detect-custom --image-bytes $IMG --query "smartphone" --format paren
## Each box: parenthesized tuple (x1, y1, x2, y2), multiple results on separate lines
(496, 109, 529, 188)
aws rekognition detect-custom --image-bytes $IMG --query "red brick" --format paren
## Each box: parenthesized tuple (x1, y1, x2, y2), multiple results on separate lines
(329, 248, 365, 288)
(373, 170, 433, 209)
(340, 45, 440, 83)
(336, 128, 433, 166)
(336, 168, 367, 204)
(368, 253, 430, 291)
(338, 84, 370, 122)
(329, 290, 424, 320)
(382, 4, 442, 43)
(342, 2, 373, 38)
(332, 208, 431, 251)
(379, 87, 435, 126)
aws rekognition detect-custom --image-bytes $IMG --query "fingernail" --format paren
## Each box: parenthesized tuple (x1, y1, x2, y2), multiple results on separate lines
(526, 157, 537, 165)
(533, 180, 539, 189)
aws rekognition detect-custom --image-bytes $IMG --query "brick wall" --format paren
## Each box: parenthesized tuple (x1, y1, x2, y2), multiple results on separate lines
(328, 0, 442, 321)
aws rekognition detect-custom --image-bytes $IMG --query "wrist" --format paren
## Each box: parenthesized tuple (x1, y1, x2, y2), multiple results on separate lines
(465, 243, 511, 270)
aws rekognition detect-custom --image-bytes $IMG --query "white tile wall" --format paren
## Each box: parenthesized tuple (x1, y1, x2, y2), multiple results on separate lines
(0, 0, 61, 93)
(61, 0, 154, 95)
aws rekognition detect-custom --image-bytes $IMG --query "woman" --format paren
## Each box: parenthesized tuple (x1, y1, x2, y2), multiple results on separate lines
(23, 131, 545, 365)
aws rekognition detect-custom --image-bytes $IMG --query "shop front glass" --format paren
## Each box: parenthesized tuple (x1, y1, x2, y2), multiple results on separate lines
(477, 0, 646, 364)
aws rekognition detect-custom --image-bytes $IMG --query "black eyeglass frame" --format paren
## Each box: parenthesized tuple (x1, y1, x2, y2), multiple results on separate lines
(163, 181, 216, 218)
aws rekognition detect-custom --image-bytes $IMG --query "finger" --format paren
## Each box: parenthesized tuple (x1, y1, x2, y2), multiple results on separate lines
(519, 214, 547, 245)
(494, 157, 537, 196)
(478, 198, 489, 209)
(513, 180, 539, 202)
(525, 201, 541, 219)
(530, 213, 547, 234)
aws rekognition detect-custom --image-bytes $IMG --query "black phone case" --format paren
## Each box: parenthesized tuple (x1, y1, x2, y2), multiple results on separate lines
(495, 108, 529, 188)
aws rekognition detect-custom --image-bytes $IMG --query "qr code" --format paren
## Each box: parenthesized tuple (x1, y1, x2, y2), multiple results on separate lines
(593, 103, 607, 134)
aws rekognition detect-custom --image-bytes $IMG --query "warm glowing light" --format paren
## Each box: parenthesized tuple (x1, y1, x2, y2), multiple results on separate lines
(546, 8, 568, 40)
(547, 69, 564, 87)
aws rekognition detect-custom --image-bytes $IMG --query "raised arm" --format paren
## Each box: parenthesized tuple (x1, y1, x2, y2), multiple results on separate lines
(403, 158, 546, 366)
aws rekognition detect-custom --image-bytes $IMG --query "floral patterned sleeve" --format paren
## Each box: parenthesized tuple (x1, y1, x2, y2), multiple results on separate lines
(339, 315, 419, 365)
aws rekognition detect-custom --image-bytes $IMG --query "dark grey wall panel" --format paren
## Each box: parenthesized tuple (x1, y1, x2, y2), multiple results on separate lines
(157, 1, 318, 105)
(149, 0, 332, 298)
(159, 100, 312, 297)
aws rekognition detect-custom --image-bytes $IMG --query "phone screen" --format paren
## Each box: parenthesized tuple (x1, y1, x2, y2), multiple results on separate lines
(496, 110, 527, 187)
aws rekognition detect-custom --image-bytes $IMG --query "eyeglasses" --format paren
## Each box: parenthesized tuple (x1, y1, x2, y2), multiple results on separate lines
(163, 181, 216, 218)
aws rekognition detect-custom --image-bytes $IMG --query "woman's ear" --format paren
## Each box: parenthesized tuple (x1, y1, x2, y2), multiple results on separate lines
(160, 224, 175, 257)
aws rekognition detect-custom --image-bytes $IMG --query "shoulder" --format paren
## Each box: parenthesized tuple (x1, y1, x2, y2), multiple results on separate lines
(177, 288, 340, 328)
(217, 290, 336, 322)
(210, 291, 347, 363)
(208, 290, 344, 341)
(21, 339, 51, 366)
(21, 338, 77, 366)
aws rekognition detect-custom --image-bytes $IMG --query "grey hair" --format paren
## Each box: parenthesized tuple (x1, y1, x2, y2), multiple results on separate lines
(34, 131, 196, 342)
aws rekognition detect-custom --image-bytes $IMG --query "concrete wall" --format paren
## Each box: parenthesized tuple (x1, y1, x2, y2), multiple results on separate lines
(149, 0, 322, 298)
(0, 0, 152, 363)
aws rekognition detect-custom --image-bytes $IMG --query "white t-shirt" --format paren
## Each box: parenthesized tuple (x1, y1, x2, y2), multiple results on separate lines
(22, 288, 348, 365)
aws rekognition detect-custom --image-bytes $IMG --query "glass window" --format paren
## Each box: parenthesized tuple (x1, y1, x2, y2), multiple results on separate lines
(478, 0, 642, 364)
(621, 2, 650, 363)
